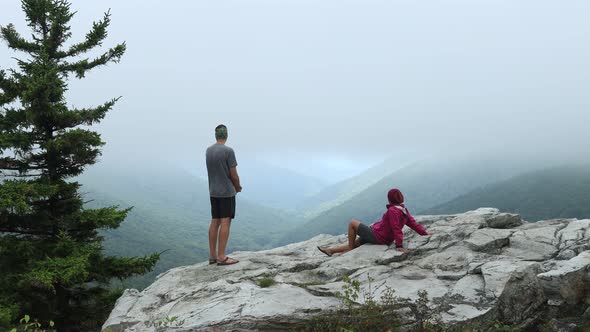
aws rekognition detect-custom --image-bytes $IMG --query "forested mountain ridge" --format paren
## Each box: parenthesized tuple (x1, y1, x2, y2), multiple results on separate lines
(424, 164, 590, 221)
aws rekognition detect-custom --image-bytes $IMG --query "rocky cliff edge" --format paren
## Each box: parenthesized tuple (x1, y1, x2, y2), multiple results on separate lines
(103, 208, 590, 331)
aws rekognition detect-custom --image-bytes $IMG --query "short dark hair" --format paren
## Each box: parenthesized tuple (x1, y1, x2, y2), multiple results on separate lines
(215, 124, 228, 140)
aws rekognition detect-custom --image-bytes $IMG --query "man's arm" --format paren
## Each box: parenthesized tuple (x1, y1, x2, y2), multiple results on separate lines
(227, 148, 241, 193)
(230, 167, 242, 193)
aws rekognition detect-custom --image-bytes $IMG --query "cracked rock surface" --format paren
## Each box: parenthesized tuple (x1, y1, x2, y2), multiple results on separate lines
(103, 208, 590, 332)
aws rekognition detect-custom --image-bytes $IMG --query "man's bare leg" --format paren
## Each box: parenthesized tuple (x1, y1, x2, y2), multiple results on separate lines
(209, 219, 221, 260)
(217, 218, 238, 264)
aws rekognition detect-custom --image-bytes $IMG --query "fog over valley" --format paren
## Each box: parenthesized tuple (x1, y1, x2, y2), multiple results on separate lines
(2, 0, 590, 184)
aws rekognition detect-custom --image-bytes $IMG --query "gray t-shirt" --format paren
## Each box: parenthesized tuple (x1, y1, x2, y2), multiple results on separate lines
(206, 143, 238, 198)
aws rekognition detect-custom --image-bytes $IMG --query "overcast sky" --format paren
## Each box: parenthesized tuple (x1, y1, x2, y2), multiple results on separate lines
(1, 0, 589, 181)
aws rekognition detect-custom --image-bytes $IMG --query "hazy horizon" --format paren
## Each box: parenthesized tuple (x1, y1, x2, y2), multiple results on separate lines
(2, 0, 589, 182)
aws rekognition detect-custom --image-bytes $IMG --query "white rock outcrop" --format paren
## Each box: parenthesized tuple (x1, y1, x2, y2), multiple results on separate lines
(103, 208, 590, 331)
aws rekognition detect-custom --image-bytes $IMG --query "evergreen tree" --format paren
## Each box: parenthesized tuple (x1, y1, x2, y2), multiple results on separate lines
(0, 1, 159, 330)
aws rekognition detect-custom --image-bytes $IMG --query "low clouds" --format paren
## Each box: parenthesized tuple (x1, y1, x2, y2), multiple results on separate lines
(1, 0, 589, 179)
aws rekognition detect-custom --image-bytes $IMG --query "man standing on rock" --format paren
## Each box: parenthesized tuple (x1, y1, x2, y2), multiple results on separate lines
(206, 124, 242, 266)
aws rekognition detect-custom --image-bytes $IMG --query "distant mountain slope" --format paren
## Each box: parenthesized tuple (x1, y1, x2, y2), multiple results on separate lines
(78, 162, 303, 289)
(236, 160, 328, 210)
(297, 156, 411, 219)
(183, 159, 328, 211)
(424, 165, 590, 221)
(280, 157, 534, 244)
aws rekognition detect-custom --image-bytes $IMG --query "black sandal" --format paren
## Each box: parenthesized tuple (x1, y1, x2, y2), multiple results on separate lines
(209, 258, 217, 265)
(217, 257, 239, 266)
(317, 246, 333, 257)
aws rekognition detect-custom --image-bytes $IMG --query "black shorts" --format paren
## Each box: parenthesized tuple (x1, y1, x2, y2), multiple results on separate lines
(357, 223, 378, 245)
(210, 196, 236, 219)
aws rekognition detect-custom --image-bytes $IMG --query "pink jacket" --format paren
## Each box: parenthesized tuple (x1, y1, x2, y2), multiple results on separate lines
(371, 204, 428, 247)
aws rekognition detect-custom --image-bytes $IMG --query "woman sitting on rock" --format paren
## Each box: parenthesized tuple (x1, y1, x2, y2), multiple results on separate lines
(317, 188, 430, 256)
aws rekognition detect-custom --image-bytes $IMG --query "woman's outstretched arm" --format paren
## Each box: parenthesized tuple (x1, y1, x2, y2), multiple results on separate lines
(406, 214, 430, 236)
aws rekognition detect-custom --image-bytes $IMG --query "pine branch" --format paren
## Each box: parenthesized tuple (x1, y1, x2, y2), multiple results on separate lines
(0, 69, 20, 105)
(55, 97, 120, 129)
(8, 174, 43, 178)
(46, 0, 74, 55)
(0, 23, 41, 54)
(0, 131, 37, 152)
(0, 107, 29, 131)
(74, 97, 119, 124)
(0, 224, 113, 237)
(0, 156, 45, 171)
(94, 253, 160, 281)
(21, 249, 92, 290)
(41, 128, 104, 177)
(0, 171, 43, 178)
(59, 43, 126, 79)
(79, 206, 131, 229)
(21, 0, 52, 33)
(58, 10, 112, 59)
(0, 227, 53, 236)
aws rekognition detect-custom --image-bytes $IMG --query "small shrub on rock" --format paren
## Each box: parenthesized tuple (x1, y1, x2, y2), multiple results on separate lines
(258, 277, 277, 288)
(303, 275, 444, 331)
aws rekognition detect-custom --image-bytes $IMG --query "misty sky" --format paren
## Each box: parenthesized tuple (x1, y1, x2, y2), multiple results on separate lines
(1, 0, 589, 181)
